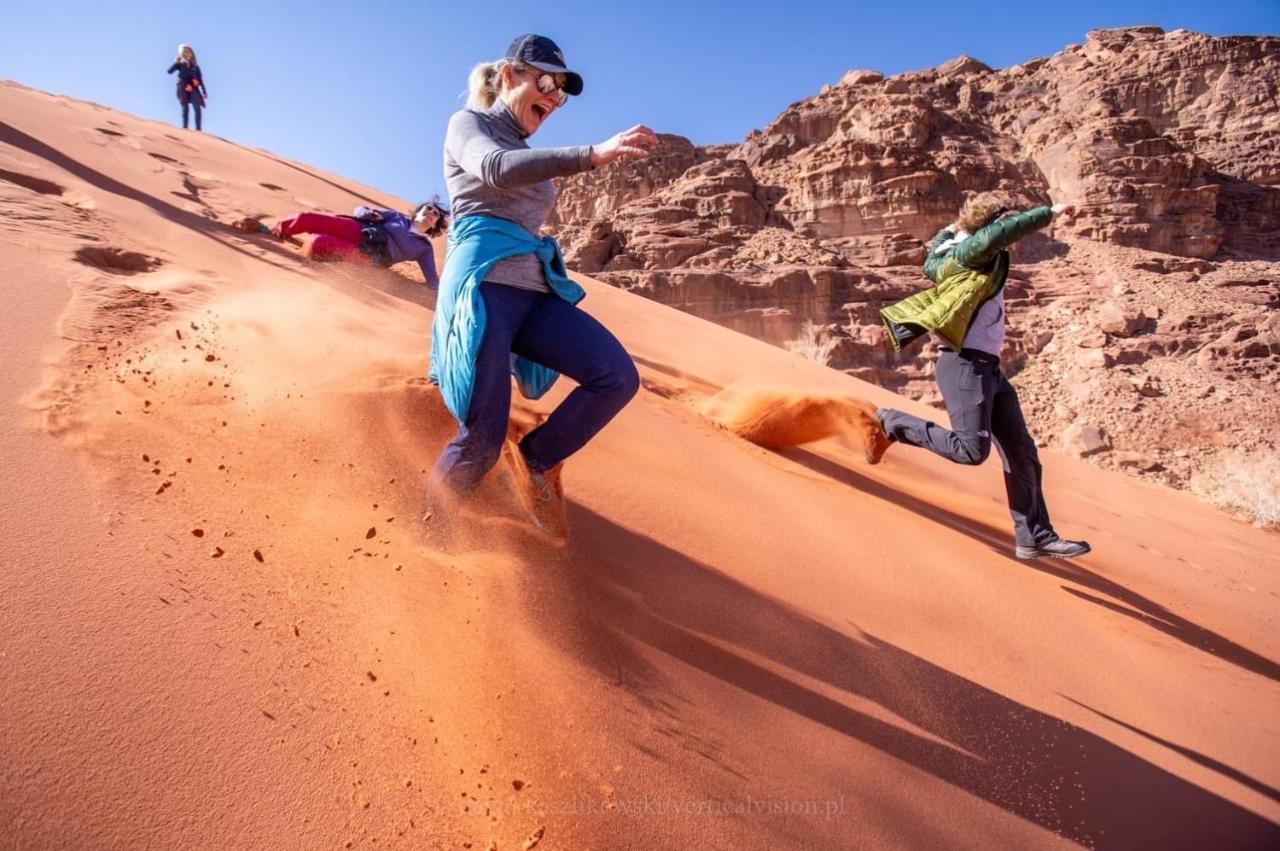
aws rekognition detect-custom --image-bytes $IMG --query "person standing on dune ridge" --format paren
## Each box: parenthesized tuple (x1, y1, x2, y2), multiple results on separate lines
(271, 201, 446, 286)
(426, 34, 657, 541)
(166, 44, 207, 131)
(870, 193, 1092, 561)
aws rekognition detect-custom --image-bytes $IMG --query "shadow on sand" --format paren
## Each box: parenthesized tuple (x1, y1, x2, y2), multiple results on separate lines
(779, 446, 1280, 684)
(0, 120, 308, 273)
(529, 505, 1277, 849)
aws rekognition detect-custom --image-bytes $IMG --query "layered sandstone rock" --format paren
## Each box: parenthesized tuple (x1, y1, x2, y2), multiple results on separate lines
(551, 27, 1279, 489)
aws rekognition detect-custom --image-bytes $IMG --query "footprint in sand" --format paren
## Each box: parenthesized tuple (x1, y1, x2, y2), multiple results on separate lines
(148, 152, 183, 165)
(72, 245, 162, 274)
(94, 127, 126, 137)
(259, 182, 286, 192)
(639, 377, 685, 401)
(0, 168, 64, 196)
(171, 171, 226, 219)
(159, 133, 199, 151)
(171, 172, 205, 204)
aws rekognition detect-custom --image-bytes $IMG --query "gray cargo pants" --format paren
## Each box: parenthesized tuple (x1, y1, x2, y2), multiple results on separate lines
(879, 347, 1056, 548)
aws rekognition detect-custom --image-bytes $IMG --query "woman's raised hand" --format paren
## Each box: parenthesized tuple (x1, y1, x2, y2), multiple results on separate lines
(590, 125, 659, 168)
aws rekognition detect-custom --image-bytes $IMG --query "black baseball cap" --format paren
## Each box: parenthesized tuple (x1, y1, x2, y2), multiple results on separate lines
(505, 34, 584, 96)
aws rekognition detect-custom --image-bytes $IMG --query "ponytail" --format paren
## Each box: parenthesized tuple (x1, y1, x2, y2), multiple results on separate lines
(465, 58, 525, 110)
(467, 61, 501, 109)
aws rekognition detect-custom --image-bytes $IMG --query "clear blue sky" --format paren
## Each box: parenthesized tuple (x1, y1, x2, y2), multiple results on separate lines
(3, 1, 1276, 205)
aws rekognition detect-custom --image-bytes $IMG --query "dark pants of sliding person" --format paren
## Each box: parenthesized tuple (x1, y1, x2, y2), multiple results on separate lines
(434, 281, 640, 497)
(879, 347, 1055, 548)
(179, 89, 202, 131)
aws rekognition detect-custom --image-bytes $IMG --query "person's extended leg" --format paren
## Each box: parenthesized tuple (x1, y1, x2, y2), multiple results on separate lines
(307, 235, 368, 263)
(275, 212, 363, 242)
(180, 101, 189, 129)
(989, 374, 1051, 547)
(431, 283, 542, 498)
(990, 374, 1091, 558)
(512, 296, 640, 472)
(879, 349, 998, 466)
(193, 100, 202, 131)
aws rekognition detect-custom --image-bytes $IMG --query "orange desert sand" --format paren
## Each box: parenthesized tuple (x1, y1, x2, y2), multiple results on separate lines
(1, 81, 1278, 850)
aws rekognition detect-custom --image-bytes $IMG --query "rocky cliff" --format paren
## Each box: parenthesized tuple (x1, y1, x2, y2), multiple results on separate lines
(550, 27, 1280, 492)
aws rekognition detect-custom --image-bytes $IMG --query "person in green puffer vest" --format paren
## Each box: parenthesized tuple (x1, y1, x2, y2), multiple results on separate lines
(868, 192, 1092, 561)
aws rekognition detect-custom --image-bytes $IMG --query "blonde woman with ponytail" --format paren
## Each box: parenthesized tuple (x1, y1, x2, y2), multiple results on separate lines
(426, 34, 657, 542)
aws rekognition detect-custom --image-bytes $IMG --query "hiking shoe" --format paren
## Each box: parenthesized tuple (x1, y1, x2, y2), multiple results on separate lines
(1015, 538, 1092, 560)
(502, 440, 568, 541)
(268, 222, 302, 244)
(849, 400, 893, 465)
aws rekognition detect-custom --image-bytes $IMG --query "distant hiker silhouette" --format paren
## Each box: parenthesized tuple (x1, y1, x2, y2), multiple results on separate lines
(271, 202, 446, 286)
(167, 44, 207, 131)
(425, 33, 658, 542)
(874, 192, 1092, 561)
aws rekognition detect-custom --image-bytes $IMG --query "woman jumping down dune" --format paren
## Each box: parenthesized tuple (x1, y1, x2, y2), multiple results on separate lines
(426, 34, 657, 540)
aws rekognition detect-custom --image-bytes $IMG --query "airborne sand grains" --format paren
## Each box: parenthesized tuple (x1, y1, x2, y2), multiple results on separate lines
(703, 385, 884, 452)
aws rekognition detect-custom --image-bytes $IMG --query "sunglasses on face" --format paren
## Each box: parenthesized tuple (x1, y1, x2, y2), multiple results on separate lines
(529, 70, 569, 106)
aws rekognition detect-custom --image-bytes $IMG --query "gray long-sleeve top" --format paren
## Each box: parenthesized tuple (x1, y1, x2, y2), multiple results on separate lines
(443, 100, 594, 291)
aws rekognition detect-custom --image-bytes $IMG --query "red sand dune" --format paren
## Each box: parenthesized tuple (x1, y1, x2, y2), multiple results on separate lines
(1, 81, 1278, 849)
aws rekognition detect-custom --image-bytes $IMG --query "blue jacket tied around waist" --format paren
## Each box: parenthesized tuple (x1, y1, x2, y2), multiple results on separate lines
(428, 215, 585, 423)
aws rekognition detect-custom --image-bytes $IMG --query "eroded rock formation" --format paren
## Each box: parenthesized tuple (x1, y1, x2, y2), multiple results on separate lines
(551, 27, 1279, 489)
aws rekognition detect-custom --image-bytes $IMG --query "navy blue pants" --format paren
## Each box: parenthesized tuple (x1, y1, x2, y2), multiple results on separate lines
(178, 89, 203, 130)
(433, 282, 640, 497)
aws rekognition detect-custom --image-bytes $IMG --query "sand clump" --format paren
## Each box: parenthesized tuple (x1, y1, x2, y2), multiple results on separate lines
(704, 384, 886, 455)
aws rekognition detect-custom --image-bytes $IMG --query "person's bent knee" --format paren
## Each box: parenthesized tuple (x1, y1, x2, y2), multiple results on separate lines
(616, 358, 641, 403)
(955, 435, 992, 466)
(589, 356, 640, 403)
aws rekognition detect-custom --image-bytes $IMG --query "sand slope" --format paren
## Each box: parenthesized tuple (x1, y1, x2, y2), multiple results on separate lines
(1, 80, 1278, 850)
